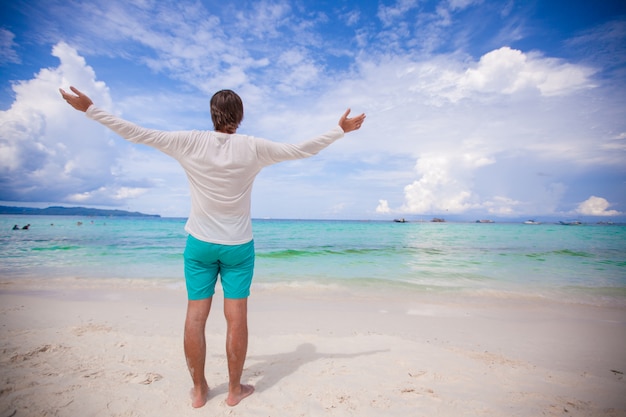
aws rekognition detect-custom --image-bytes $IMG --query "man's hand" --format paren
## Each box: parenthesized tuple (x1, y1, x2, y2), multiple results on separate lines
(339, 109, 366, 133)
(59, 86, 93, 112)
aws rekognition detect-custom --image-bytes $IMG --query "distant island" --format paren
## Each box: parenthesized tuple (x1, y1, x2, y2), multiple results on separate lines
(0, 205, 160, 218)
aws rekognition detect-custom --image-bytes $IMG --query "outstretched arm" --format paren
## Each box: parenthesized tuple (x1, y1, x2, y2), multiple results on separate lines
(59, 86, 93, 112)
(338, 109, 366, 133)
(59, 86, 189, 155)
(255, 109, 367, 166)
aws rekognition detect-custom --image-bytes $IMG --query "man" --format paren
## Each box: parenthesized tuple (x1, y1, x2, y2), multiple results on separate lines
(60, 86, 365, 408)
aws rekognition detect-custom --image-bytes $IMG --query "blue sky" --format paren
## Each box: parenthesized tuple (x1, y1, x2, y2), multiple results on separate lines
(1, 0, 625, 220)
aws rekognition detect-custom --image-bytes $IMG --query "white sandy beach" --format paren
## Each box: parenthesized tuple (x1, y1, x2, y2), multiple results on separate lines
(1, 278, 625, 417)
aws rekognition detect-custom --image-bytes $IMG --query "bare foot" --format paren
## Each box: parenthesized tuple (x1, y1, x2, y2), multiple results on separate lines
(226, 384, 254, 406)
(190, 383, 210, 408)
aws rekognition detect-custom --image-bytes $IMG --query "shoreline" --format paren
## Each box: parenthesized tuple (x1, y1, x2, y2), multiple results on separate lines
(2, 274, 625, 308)
(1, 278, 625, 416)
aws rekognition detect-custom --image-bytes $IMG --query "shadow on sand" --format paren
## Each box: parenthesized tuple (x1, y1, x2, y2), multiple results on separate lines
(209, 343, 388, 398)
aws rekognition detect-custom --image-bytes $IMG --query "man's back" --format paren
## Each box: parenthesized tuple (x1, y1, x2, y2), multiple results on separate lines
(85, 106, 345, 244)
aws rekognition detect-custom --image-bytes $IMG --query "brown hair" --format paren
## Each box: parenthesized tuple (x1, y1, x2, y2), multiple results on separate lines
(210, 90, 244, 133)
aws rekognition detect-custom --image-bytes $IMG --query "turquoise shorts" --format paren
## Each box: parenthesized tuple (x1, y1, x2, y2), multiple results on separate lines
(183, 235, 255, 300)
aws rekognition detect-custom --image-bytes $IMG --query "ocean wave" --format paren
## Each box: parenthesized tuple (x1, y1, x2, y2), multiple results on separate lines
(31, 245, 82, 251)
(257, 246, 420, 259)
(258, 247, 385, 258)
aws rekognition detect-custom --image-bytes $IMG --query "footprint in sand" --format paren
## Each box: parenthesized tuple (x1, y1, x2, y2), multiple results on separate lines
(123, 372, 163, 385)
(71, 323, 113, 336)
(9, 344, 68, 362)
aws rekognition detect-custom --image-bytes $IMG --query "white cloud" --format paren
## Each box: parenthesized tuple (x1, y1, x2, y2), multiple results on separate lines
(43, 0, 329, 97)
(1, 44, 95, 197)
(378, 0, 419, 27)
(447, 0, 483, 11)
(602, 132, 626, 151)
(376, 199, 390, 214)
(114, 186, 148, 200)
(0, 29, 20, 65)
(67, 186, 148, 203)
(0, 42, 160, 208)
(399, 154, 480, 214)
(274, 48, 323, 93)
(483, 196, 521, 215)
(335, 44, 623, 218)
(576, 196, 622, 216)
(566, 18, 626, 69)
(343, 10, 361, 27)
(458, 47, 596, 99)
(235, 0, 292, 39)
(328, 202, 347, 214)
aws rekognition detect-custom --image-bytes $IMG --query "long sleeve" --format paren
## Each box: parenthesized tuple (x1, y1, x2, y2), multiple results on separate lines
(254, 126, 345, 166)
(85, 105, 193, 157)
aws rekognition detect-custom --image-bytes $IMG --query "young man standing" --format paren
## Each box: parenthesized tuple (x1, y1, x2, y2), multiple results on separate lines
(60, 86, 365, 407)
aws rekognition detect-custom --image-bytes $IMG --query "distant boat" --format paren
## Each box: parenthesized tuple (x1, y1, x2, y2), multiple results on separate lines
(523, 220, 541, 225)
(431, 218, 445, 222)
(393, 218, 407, 223)
(559, 220, 582, 225)
(476, 219, 494, 223)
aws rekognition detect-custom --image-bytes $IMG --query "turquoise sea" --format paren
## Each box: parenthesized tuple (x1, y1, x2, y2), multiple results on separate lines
(1, 215, 625, 305)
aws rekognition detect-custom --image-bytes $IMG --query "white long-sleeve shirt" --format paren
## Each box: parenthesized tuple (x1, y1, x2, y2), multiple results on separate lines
(86, 105, 345, 244)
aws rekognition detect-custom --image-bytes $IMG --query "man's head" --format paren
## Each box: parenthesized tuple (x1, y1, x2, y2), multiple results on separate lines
(210, 90, 244, 134)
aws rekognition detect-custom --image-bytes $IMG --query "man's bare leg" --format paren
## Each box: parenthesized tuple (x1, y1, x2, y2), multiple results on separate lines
(224, 297, 254, 406)
(184, 298, 212, 408)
